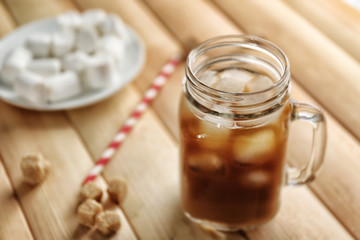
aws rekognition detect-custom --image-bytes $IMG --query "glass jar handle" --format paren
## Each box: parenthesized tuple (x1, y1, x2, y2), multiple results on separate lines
(286, 100, 327, 185)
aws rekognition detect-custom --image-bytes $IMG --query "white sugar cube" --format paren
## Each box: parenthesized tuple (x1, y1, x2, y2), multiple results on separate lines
(98, 14, 119, 35)
(84, 53, 115, 89)
(62, 51, 88, 73)
(99, 14, 128, 41)
(28, 58, 62, 77)
(57, 10, 83, 30)
(97, 34, 125, 62)
(52, 29, 75, 57)
(14, 70, 47, 104)
(82, 9, 107, 29)
(26, 32, 52, 57)
(76, 26, 99, 53)
(47, 71, 81, 102)
(1, 47, 33, 85)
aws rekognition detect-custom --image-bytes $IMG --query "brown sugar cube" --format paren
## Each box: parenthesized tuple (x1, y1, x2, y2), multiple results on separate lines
(77, 199, 103, 227)
(107, 178, 128, 204)
(79, 182, 103, 203)
(96, 210, 121, 235)
(20, 153, 50, 185)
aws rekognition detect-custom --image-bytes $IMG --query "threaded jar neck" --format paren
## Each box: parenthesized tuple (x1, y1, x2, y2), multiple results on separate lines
(185, 35, 291, 120)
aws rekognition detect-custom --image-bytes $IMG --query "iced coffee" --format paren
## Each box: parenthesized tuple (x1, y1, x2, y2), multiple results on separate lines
(180, 35, 326, 231)
(180, 68, 291, 229)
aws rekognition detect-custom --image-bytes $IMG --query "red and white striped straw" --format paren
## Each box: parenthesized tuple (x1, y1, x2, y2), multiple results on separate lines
(83, 54, 182, 185)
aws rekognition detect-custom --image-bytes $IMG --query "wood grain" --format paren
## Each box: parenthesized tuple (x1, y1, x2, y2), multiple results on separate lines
(213, 0, 360, 141)
(290, 81, 360, 238)
(284, 0, 360, 62)
(246, 187, 353, 240)
(140, 0, 359, 238)
(4, 0, 74, 24)
(1, 0, 359, 239)
(0, 98, 137, 240)
(0, 15, 24, 239)
(0, 0, 137, 239)
(142, 0, 239, 51)
(0, 102, 89, 239)
(68, 86, 139, 160)
(152, 62, 185, 140)
(0, 0, 15, 37)
(0, 160, 34, 240)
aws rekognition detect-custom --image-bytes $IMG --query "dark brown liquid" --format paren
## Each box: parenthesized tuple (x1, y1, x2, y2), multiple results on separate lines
(179, 96, 291, 228)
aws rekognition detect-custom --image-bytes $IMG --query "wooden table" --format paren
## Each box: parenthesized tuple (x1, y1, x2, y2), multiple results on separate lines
(0, 0, 360, 239)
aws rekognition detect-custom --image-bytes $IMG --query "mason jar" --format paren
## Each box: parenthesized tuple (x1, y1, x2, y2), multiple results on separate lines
(179, 35, 326, 231)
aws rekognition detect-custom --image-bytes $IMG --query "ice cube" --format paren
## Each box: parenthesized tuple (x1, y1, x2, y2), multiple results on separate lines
(198, 70, 218, 87)
(187, 152, 224, 174)
(232, 128, 275, 166)
(212, 77, 242, 92)
(242, 170, 271, 188)
(220, 69, 255, 82)
(212, 69, 255, 92)
(245, 75, 274, 92)
(199, 119, 231, 149)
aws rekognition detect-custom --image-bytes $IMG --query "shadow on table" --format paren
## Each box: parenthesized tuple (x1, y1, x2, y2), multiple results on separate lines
(166, 196, 249, 240)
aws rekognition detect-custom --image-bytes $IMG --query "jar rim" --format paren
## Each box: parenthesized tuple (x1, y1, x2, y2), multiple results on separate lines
(186, 34, 290, 97)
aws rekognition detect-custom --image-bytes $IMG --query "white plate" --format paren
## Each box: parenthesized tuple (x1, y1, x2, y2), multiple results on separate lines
(0, 17, 145, 111)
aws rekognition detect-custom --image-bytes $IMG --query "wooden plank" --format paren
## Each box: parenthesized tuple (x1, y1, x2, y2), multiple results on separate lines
(142, 0, 239, 51)
(290, 81, 360, 238)
(0, 0, 16, 37)
(68, 86, 139, 160)
(212, 0, 360, 141)
(0, 101, 136, 239)
(0, 160, 34, 240)
(246, 187, 353, 240)
(138, 0, 359, 238)
(152, 62, 184, 140)
(0, 10, 32, 240)
(283, 0, 360, 62)
(1, 1, 137, 239)
(0, 102, 90, 239)
(4, 0, 74, 24)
